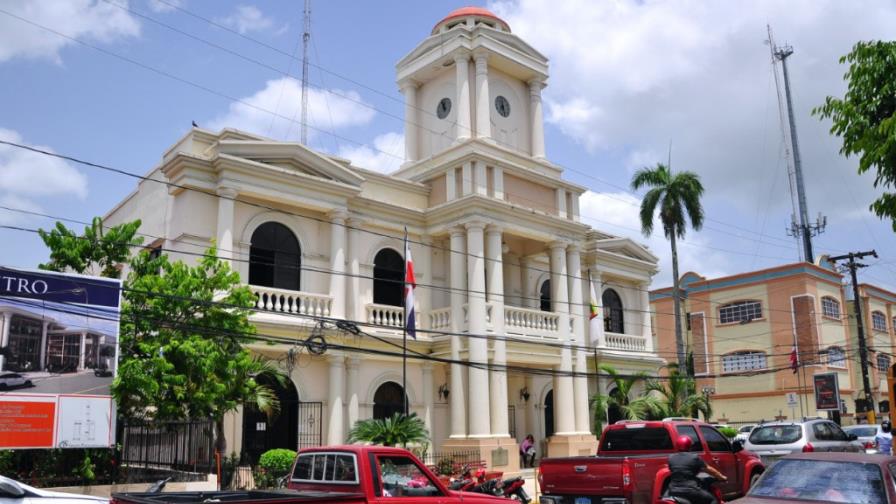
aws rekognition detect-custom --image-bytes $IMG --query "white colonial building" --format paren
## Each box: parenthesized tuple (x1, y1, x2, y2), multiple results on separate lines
(105, 6, 664, 471)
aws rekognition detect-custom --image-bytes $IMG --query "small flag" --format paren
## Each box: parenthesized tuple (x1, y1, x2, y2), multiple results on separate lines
(790, 346, 799, 374)
(404, 236, 417, 339)
(589, 270, 603, 345)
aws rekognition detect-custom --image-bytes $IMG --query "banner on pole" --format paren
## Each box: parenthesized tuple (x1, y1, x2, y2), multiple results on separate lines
(813, 372, 841, 411)
(0, 266, 121, 448)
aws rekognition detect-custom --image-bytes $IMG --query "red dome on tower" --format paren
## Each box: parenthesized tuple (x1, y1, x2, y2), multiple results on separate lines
(432, 6, 510, 34)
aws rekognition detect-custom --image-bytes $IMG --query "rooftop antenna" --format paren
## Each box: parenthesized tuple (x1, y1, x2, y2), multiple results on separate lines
(301, 0, 311, 145)
(767, 25, 826, 263)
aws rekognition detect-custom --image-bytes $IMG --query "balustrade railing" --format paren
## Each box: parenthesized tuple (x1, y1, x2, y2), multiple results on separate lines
(250, 285, 332, 317)
(367, 303, 406, 328)
(604, 332, 647, 352)
(503, 306, 560, 339)
(429, 307, 452, 330)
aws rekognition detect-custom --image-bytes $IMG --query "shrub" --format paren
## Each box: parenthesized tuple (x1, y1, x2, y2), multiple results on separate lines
(718, 427, 739, 439)
(254, 448, 296, 488)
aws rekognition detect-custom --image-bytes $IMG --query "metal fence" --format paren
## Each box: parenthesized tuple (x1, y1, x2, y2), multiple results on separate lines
(418, 449, 483, 476)
(120, 420, 216, 474)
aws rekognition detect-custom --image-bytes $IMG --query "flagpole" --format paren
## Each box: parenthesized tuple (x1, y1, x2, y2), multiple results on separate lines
(402, 228, 409, 418)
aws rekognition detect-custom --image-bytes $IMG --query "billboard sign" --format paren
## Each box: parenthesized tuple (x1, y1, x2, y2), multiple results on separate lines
(0, 266, 121, 448)
(813, 372, 841, 411)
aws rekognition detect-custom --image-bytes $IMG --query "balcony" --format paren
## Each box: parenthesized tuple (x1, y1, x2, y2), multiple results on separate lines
(249, 285, 333, 317)
(604, 332, 647, 352)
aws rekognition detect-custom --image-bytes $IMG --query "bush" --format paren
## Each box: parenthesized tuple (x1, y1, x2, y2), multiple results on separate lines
(718, 427, 739, 439)
(254, 448, 296, 488)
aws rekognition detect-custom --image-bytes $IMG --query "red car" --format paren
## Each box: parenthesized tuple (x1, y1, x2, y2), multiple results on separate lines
(538, 419, 765, 504)
(738, 452, 896, 503)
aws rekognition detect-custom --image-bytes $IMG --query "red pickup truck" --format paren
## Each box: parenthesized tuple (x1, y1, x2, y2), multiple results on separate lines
(538, 419, 765, 504)
(112, 445, 506, 504)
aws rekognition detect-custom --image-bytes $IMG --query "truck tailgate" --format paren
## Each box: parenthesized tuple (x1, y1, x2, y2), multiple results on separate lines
(540, 457, 624, 496)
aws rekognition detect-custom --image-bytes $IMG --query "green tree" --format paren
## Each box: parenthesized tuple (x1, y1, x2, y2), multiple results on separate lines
(631, 163, 704, 370)
(814, 41, 896, 230)
(590, 365, 660, 433)
(646, 365, 712, 420)
(112, 247, 283, 453)
(38, 217, 143, 278)
(347, 413, 429, 447)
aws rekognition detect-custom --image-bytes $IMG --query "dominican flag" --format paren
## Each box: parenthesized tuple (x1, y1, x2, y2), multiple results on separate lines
(790, 345, 799, 374)
(404, 236, 417, 339)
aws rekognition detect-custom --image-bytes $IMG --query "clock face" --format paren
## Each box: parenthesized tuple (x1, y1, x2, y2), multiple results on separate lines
(437, 98, 452, 119)
(495, 96, 510, 118)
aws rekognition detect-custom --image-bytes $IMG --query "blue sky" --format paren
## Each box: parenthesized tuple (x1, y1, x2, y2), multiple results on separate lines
(1, 0, 895, 290)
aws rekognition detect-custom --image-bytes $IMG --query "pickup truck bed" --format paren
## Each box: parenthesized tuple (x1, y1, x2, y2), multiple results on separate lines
(111, 490, 366, 504)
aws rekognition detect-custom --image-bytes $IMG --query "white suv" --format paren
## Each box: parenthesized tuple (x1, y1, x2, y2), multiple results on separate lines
(744, 419, 863, 466)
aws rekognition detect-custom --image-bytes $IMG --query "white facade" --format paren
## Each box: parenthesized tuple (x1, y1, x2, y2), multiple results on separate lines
(104, 7, 663, 470)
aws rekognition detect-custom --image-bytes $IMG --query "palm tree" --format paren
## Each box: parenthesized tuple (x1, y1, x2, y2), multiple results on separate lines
(348, 412, 429, 447)
(215, 358, 284, 453)
(591, 365, 661, 433)
(646, 364, 712, 420)
(631, 163, 704, 371)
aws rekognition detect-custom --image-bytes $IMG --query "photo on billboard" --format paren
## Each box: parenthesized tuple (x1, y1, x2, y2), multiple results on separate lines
(813, 372, 841, 411)
(0, 266, 121, 449)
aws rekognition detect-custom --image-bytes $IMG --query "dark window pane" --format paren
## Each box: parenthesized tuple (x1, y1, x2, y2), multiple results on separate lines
(700, 426, 731, 452)
(600, 427, 673, 451)
(373, 249, 404, 307)
(293, 454, 312, 480)
(603, 289, 624, 333)
(249, 222, 301, 290)
(749, 425, 802, 444)
(373, 381, 407, 420)
(676, 425, 703, 452)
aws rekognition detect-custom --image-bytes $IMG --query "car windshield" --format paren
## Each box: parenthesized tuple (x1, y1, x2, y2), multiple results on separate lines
(749, 459, 886, 503)
(844, 426, 878, 437)
(600, 427, 673, 451)
(749, 425, 802, 444)
(739, 425, 754, 433)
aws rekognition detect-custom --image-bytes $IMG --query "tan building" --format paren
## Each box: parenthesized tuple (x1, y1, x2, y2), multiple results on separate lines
(651, 261, 856, 423)
(847, 283, 896, 418)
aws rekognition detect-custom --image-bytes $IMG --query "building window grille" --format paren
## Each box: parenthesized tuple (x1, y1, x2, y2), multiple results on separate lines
(826, 346, 846, 368)
(877, 353, 891, 372)
(718, 300, 762, 324)
(249, 222, 301, 290)
(721, 351, 767, 373)
(821, 297, 841, 319)
(602, 288, 624, 334)
(872, 311, 888, 332)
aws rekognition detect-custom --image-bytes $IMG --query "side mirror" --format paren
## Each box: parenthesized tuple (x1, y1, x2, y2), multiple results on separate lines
(0, 479, 25, 498)
(847, 433, 858, 441)
(731, 440, 744, 453)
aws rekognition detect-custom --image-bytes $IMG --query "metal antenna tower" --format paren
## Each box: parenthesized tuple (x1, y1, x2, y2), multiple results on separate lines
(300, 0, 311, 145)
(767, 26, 826, 263)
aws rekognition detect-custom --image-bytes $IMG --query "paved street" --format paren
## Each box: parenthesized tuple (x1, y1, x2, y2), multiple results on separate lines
(20, 371, 112, 396)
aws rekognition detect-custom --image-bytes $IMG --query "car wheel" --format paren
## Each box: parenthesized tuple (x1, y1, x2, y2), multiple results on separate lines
(750, 471, 763, 488)
(24, 380, 32, 387)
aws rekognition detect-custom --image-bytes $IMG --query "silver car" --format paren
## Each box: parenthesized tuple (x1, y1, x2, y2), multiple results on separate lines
(734, 424, 756, 444)
(842, 424, 883, 453)
(744, 419, 863, 466)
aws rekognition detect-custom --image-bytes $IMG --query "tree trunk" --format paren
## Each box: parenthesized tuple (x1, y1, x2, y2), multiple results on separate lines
(670, 228, 686, 373)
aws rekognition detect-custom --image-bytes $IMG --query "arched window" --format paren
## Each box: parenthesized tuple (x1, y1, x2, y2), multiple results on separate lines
(721, 351, 767, 373)
(373, 249, 404, 306)
(539, 280, 552, 312)
(821, 296, 841, 319)
(826, 346, 846, 368)
(872, 311, 888, 332)
(719, 300, 762, 324)
(373, 381, 407, 420)
(544, 389, 554, 437)
(602, 289, 624, 333)
(249, 222, 301, 290)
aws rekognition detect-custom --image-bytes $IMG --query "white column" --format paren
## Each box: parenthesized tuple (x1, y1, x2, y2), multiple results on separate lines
(486, 226, 509, 437)
(529, 78, 546, 159)
(446, 169, 457, 201)
(493, 166, 504, 200)
(590, 269, 606, 347)
(549, 241, 575, 436)
(400, 80, 418, 163)
(39, 320, 49, 370)
(466, 221, 492, 437)
(328, 210, 348, 320)
(455, 54, 472, 141)
(78, 332, 87, 371)
(327, 354, 345, 444)
(474, 161, 487, 195)
(449, 228, 468, 438)
(641, 282, 654, 352)
(567, 245, 590, 435)
(474, 52, 492, 141)
(0, 313, 9, 371)
(524, 374, 537, 441)
(215, 186, 238, 262)
(461, 161, 473, 196)
(418, 236, 432, 329)
(422, 362, 434, 443)
(520, 257, 534, 309)
(570, 192, 580, 222)
(346, 356, 360, 433)
(347, 217, 362, 322)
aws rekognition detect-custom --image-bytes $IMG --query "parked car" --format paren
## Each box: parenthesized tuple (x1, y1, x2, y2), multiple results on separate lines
(0, 475, 107, 504)
(744, 418, 863, 466)
(843, 424, 883, 453)
(112, 446, 506, 504)
(737, 452, 896, 503)
(0, 372, 32, 390)
(537, 418, 764, 504)
(734, 424, 757, 443)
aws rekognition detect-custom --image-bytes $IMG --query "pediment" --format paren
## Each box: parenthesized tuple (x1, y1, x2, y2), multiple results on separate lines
(596, 237, 658, 263)
(215, 140, 365, 187)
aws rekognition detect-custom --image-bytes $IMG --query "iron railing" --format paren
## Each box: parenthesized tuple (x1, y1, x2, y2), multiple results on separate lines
(120, 420, 216, 474)
(419, 449, 483, 476)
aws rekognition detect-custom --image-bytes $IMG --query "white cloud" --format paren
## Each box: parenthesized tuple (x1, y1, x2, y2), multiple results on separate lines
(0, 129, 88, 199)
(147, 0, 182, 13)
(208, 77, 376, 142)
(215, 5, 274, 34)
(338, 132, 405, 174)
(0, 0, 140, 63)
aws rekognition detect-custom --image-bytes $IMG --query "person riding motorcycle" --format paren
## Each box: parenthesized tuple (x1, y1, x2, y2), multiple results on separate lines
(667, 435, 727, 504)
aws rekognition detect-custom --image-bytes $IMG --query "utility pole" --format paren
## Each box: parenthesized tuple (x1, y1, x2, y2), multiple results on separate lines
(767, 27, 826, 262)
(830, 250, 878, 423)
(300, 0, 311, 145)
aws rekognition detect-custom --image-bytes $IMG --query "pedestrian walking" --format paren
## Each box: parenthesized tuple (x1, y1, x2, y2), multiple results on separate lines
(876, 420, 893, 455)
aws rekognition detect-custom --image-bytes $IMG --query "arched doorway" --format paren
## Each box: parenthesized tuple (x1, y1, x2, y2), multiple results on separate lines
(373, 249, 404, 307)
(241, 376, 299, 463)
(603, 288, 624, 333)
(249, 222, 301, 290)
(544, 390, 554, 438)
(539, 280, 552, 312)
(373, 381, 407, 419)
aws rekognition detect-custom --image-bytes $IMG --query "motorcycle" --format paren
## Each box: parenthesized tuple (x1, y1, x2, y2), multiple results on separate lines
(659, 473, 724, 504)
(500, 476, 530, 503)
